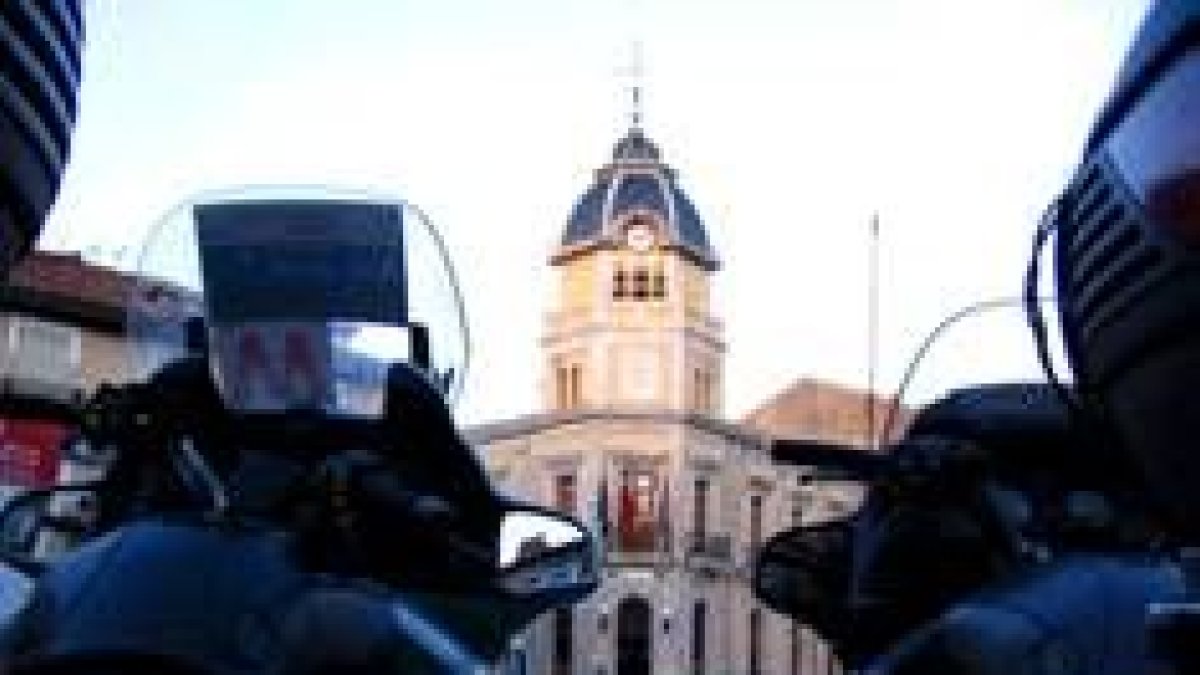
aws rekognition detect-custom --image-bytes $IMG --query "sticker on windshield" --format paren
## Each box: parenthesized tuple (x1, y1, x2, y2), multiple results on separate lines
(210, 321, 335, 411)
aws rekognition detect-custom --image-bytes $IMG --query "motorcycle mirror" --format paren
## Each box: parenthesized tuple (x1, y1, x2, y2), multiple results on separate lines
(495, 508, 598, 603)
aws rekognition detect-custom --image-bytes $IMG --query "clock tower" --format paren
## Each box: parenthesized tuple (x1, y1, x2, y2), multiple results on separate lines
(544, 125, 724, 414)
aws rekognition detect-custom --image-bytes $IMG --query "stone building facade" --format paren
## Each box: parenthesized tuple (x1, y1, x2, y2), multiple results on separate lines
(5, 252, 135, 394)
(0, 253, 133, 493)
(470, 125, 855, 675)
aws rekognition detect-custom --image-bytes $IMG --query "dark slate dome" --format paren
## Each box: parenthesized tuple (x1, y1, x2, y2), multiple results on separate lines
(561, 129, 716, 266)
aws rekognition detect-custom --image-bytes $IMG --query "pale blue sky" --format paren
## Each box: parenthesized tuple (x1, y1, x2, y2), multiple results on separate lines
(43, 1, 1151, 423)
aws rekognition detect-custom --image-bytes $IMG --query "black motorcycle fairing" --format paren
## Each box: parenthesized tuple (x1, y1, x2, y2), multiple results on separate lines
(5, 518, 582, 673)
(753, 519, 853, 647)
(865, 555, 1190, 675)
(755, 382, 1168, 666)
(6, 651, 212, 675)
(78, 356, 510, 594)
(7, 519, 394, 674)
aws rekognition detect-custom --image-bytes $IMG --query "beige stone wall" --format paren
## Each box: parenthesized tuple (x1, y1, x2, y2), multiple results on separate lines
(543, 230, 723, 418)
(481, 416, 847, 675)
(560, 256, 599, 313)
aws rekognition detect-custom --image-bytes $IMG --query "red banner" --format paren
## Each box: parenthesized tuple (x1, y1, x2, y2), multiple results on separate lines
(0, 418, 68, 487)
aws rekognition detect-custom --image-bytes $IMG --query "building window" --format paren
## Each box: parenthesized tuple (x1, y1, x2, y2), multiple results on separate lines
(555, 473, 577, 514)
(750, 494, 763, 554)
(693, 478, 709, 541)
(790, 624, 802, 675)
(653, 268, 667, 299)
(700, 369, 710, 413)
(632, 267, 650, 300)
(553, 607, 573, 675)
(614, 267, 628, 299)
(555, 366, 569, 409)
(691, 601, 707, 675)
(556, 363, 585, 409)
(569, 364, 583, 408)
(749, 609, 762, 675)
(693, 369, 716, 413)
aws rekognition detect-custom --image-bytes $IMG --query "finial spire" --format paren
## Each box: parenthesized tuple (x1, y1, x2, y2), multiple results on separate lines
(624, 40, 645, 131)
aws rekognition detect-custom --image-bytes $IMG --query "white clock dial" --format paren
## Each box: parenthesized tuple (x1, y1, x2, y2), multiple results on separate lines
(626, 226, 653, 251)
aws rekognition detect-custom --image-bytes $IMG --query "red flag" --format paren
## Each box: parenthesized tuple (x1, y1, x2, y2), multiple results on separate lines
(618, 473, 636, 549)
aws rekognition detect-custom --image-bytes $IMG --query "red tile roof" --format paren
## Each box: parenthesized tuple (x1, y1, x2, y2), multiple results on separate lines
(1, 252, 131, 332)
(9, 252, 131, 310)
(742, 377, 911, 448)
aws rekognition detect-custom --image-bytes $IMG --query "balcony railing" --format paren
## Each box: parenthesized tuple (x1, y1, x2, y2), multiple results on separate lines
(606, 548, 666, 568)
(684, 532, 733, 571)
(597, 533, 743, 573)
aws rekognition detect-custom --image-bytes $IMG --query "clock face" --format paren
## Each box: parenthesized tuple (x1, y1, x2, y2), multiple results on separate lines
(626, 226, 653, 251)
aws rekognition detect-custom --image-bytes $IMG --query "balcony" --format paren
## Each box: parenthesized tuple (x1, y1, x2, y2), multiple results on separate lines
(605, 548, 668, 568)
(684, 532, 734, 573)
(604, 527, 667, 568)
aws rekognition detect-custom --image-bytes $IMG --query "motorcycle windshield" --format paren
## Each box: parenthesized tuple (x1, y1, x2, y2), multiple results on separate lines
(127, 187, 470, 419)
(882, 296, 1072, 443)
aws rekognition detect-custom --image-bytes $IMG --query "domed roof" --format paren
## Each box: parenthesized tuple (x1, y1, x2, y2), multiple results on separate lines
(560, 129, 716, 267)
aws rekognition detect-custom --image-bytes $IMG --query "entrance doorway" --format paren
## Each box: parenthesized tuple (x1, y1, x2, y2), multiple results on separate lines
(616, 597, 653, 675)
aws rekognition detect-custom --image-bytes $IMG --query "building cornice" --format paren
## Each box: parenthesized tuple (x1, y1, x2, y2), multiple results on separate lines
(465, 407, 764, 448)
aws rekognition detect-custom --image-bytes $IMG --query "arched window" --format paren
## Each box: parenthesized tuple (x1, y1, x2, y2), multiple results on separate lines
(632, 267, 650, 300)
(555, 473, 577, 514)
(555, 366, 569, 410)
(617, 597, 653, 675)
(691, 601, 707, 675)
(750, 494, 764, 553)
(552, 607, 573, 675)
(693, 477, 709, 541)
(570, 364, 583, 408)
(749, 609, 762, 675)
